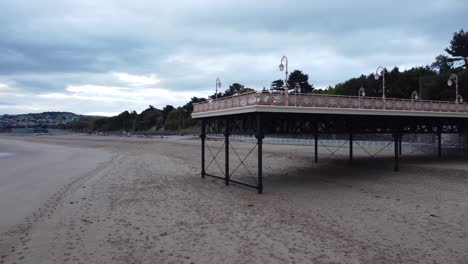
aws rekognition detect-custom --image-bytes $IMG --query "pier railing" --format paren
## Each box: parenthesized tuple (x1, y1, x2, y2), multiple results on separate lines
(193, 92, 468, 114)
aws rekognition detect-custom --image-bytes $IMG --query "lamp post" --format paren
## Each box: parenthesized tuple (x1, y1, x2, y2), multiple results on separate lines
(447, 74, 460, 111)
(374, 66, 386, 109)
(215, 77, 222, 100)
(411, 91, 418, 111)
(294, 82, 301, 106)
(358, 86, 365, 108)
(215, 78, 221, 100)
(279, 56, 288, 106)
(295, 82, 301, 93)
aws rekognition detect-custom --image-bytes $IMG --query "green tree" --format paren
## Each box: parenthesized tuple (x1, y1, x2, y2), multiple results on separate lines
(95, 111, 138, 132)
(183, 97, 207, 113)
(315, 86, 335, 95)
(333, 74, 369, 96)
(226, 83, 244, 96)
(93, 117, 110, 131)
(270, 79, 284, 92)
(225, 83, 255, 96)
(165, 108, 193, 131)
(287, 70, 314, 93)
(445, 29, 468, 68)
(115, 111, 137, 131)
(431, 55, 454, 72)
(135, 107, 163, 131)
(209, 92, 223, 100)
(210, 83, 255, 99)
(162, 105, 174, 122)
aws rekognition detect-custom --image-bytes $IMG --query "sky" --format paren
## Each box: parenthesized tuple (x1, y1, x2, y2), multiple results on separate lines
(0, 0, 467, 116)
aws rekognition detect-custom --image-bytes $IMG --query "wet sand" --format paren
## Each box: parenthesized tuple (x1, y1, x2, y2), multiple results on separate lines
(0, 135, 467, 263)
(0, 138, 112, 231)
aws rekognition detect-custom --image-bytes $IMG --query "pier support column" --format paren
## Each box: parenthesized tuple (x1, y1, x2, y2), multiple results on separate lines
(349, 132, 353, 164)
(438, 128, 442, 158)
(394, 133, 399, 172)
(399, 134, 402, 156)
(256, 113, 264, 194)
(201, 119, 206, 178)
(314, 132, 318, 163)
(224, 120, 230, 186)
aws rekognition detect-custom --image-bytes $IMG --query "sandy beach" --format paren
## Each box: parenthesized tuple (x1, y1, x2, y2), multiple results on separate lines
(0, 135, 467, 264)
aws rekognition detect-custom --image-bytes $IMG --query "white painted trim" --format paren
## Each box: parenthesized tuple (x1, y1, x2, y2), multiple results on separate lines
(192, 105, 468, 119)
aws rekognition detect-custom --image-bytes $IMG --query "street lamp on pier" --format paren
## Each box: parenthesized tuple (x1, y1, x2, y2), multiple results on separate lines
(447, 74, 461, 110)
(279, 56, 289, 106)
(358, 86, 366, 97)
(358, 86, 365, 108)
(215, 77, 222, 100)
(374, 66, 386, 108)
(411, 91, 419, 111)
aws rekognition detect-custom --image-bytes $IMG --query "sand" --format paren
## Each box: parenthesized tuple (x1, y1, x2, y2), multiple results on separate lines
(0, 135, 467, 264)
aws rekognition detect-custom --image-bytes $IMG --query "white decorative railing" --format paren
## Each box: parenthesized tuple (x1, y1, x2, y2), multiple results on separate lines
(192, 92, 468, 114)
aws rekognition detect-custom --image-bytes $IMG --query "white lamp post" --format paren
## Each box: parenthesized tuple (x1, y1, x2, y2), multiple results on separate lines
(294, 82, 301, 106)
(411, 91, 418, 111)
(358, 86, 365, 108)
(358, 86, 366, 97)
(374, 66, 386, 108)
(215, 77, 221, 100)
(279, 56, 288, 106)
(447, 74, 460, 111)
(411, 91, 419, 100)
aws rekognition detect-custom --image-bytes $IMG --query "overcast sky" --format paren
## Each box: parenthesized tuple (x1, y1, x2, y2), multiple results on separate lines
(0, 0, 467, 116)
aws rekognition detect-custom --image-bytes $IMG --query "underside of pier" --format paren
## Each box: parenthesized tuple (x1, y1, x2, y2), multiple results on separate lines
(197, 111, 468, 193)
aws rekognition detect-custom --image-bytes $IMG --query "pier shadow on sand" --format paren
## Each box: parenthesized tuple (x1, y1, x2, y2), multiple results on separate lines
(254, 154, 468, 193)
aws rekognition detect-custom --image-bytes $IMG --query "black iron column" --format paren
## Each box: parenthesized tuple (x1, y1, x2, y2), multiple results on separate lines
(399, 134, 402, 156)
(201, 119, 206, 178)
(256, 113, 264, 194)
(224, 119, 230, 186)
(349, 132, 353, 164)
(438, 128, 442, 158)
(394, 133, 399, 172)
(314, 131, 318, 163)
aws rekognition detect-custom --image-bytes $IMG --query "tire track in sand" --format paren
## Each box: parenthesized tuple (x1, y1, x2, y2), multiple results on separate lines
(0, 153, 119, 264)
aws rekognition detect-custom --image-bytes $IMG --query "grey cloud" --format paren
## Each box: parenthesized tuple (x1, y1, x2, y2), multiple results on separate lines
(0, 0, 467, 114)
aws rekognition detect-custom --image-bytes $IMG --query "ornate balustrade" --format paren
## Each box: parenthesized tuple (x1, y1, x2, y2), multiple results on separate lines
(193, 92, 468, 114)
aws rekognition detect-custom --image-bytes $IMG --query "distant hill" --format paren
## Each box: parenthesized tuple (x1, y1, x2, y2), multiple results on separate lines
(0, 112, 95, 128)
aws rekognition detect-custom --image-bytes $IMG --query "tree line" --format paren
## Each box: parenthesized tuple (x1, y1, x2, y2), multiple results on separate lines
(63, 29, 467, 132)
(321, 29, 468, 100)
(58, 98, 207, 133)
